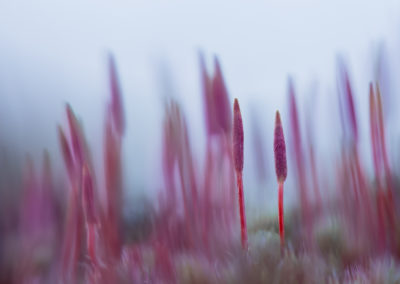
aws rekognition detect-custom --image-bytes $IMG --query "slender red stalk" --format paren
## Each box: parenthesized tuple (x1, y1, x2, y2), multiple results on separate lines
(274, 111, 287, 251)
(343, 70, 358, 143)
(66, 104, 84, 167)
(233, 98, 247, 250)
(369, 85, 381, 181)
(274, 111, 287, 183)
(108, 54, 125, 136)
(374, 84, 395, 246)
(233, 99, 244, 173)
(376, 84, 391, 179)
(377, 189, 387, 250)
(225, 135, 237, 223)
(337, 59, 358, 143)
(278, 181, 284, 247)
(87, 223, 96, 264)
(202, 138, 213, 249)
(102, 55, 126, 259)
(236, 172, 247, 250)
(199, 52, 218, 136)
(61, 184, 81, 283)
(182, 119, 199, 214)
(82, 164, 97, 265)
(288, 82, 310, 238)
(309, 146, 322, 208)
(375, 85, 395, 228)
(213, 57, 232, 134)
(58, 125, 75, 181)
(82, 164, 96, 224)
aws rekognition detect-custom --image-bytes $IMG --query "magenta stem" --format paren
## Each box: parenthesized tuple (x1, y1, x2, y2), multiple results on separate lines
(236, 171, 247, 250)
(278, 182, 284, 251)
(87, 223, 96, 265)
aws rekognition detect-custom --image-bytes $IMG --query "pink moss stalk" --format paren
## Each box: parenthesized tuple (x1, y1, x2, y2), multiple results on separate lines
(376, 86, 390, 173)
(338, 62, 368, 201)
(58, 106, 86, 282)
(233, 99, 244, 175)
(337, 59, 358, 144)
(343, 70, 358, 144)
(162, 107, 178, 208)
(212, 58, 235, 229)
(337, 62, 374, 244)
(304, 92, 322, 209)
(58, 126, 75, 181)
(199, 52, 218, 137)
(369, 83, 395, 249)
(369, 84, 381, 183)
(61, 183, 81, 283)
(108, 54, 125, 136)
(233, 98, 247, 250)
(198, 54, 236, 251)
(199, 53, 215, 249)
(375, 85, 394, 208)
(82, 164, 97, 264)
(274, 111, 287, 250)
(288, 81, 312, 241)
(66, 104, 85, 167)
(213, 57, 232, 135)
(102, 54, 125, 260)
(159, 101, 200, 250)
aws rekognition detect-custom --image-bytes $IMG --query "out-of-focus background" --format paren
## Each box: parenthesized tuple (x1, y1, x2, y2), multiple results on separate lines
(0, 0, 400, 210)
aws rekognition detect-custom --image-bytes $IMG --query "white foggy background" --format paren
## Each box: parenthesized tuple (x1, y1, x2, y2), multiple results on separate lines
(0, 0, 400, 215)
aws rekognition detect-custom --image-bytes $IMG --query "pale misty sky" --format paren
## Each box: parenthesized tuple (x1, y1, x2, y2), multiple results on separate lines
(0, 0, 399, 211)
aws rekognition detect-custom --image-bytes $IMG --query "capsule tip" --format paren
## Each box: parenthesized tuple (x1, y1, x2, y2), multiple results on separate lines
(233, 98, 244, 172)
(274, 111, 287, 183)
